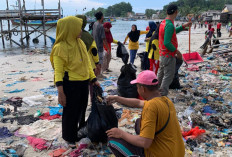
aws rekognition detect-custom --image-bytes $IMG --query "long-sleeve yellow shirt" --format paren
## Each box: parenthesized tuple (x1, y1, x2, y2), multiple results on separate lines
(124, 31, 147, 50)
(53, 52, 96, 84)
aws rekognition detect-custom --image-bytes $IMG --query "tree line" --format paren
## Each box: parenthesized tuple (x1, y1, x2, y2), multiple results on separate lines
(85, 2, 133, 17)
(85, 0, 232, 19)
(159, 0, 232, 19)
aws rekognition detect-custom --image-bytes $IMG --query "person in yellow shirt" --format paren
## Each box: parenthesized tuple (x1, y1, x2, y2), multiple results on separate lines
(50, 16, 100, 147)
(148, 24, 160, 74)
(123, 25, 147, 64)
(106, 70, 185, 157)
(76, 15, 100, 74)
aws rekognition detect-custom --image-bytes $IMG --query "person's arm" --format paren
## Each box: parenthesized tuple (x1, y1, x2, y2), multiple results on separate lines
(89, 41, 99, 65)
(124, 35, 129, 44)
(107, 95, 144, 108)
(213, 34, 216, 38)
(175, 25, 184, 34)
(87, 51, 97, 83)
(106, 129, 153, 149)
(176, 50, 183, 60)
(103, 39, 110, 52)
(53, 56, 65, 86)
(164, 23, 177, 52)
(53, 56, 66, 106)
(140, 31, 148, 35)
(101, 26, 110, 52)
(113, 39, 118, 44)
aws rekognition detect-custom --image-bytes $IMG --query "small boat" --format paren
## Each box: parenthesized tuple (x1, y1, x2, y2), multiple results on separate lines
(104, 17, 116, 23)
(11, 19, 58, 26)
(122, 18, 136, 21)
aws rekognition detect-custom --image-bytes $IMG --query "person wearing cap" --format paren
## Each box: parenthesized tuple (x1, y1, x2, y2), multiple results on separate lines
(158, 4, 192, 96)
(106, 70, 185, 157)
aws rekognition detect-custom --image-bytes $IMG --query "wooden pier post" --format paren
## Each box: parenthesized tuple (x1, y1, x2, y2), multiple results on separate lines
(6, 0, 12, 46)
(58, 0, 61, 19)
(18, 0, 23, 46)
(42, 0, 47, 46)
(0, 20, 5, 48)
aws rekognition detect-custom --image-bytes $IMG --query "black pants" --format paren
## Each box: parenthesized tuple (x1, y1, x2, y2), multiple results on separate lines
(217, 29, 221, 37)
(169, 58, 183, 89)
(62, 73, 89, 143)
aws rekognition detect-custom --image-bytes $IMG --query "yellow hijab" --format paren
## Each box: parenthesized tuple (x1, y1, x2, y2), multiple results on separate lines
(50, 16, 90, 78)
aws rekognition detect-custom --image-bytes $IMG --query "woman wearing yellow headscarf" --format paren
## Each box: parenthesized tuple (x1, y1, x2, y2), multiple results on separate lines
(50, 16, 99, 146)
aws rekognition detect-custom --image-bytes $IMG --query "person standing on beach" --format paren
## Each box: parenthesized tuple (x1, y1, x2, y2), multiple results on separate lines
(208, 22, 212, 31)
(92, 11, 110, 78)
(76, 15, 100, 75)
(158, 4, 192, 96)
(106, 70, 185, 157)
(145, 22, 157, 53)
(76, 15, 100, 100)
(103, 22, 120, 72)
(217, 22, 222, 37)
(148, 25, 160, 75)
(50, 16, 100, 147)
(124, 25, 147, 65)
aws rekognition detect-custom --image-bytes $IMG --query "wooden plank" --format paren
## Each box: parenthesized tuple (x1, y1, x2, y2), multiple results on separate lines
(0, 32, 23, 48)
(6, 0, 12, 46)
(213, 37, 232, 40)
(0, 20, 5, 48)
(42, 0, 47, 46)
(18, 0, 23, 45)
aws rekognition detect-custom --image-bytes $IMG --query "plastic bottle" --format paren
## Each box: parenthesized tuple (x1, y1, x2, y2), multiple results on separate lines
(34, 110, 42, 117)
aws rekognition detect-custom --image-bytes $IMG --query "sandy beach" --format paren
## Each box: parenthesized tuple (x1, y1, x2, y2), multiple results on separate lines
(0, 25, 232, 156)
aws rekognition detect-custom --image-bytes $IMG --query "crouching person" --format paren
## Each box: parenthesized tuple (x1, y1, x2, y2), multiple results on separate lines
(106, 70, 185, 157)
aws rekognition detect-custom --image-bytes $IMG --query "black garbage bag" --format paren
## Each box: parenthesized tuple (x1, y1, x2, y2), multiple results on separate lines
(116, 42, 129, 64)
(117, 64, 138, 98)
(169, 58, 183, 89)
(87, 86, 118, 143)
(137, 52, 150, 70)
(213, 40, 220, 48)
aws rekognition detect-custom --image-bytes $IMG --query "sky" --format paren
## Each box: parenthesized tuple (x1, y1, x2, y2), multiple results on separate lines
(0, 0, 176, 16)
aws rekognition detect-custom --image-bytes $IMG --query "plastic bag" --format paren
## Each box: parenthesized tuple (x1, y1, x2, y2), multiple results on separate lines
(137, 52, 150, 70)
(22, 95, 48, 106)
(117, 64, 138, 98)
(87, 86, 118, 143)
(48, 104, 63, 116)
(116, 42, 129, 64)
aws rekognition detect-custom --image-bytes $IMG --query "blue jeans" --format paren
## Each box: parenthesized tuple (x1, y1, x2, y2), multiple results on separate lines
(130, 49, 138, 64)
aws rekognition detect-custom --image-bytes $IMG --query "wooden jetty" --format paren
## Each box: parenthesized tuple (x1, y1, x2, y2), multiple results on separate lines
(0, 0, 61, 48)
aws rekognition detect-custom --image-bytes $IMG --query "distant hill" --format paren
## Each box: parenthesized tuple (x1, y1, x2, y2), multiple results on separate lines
(159, 0, 232, 18)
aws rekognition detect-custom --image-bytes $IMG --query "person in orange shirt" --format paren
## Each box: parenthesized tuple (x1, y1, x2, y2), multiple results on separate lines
(106, 70, 185, 157)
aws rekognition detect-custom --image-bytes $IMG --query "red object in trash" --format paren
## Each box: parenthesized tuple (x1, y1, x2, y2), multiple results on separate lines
(182, 126, 206, 140)
(183, 15, 204, 65)
(183, 52, 204, 64)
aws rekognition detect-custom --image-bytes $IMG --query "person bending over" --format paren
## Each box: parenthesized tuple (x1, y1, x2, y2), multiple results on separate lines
(106, 70, 185, 157)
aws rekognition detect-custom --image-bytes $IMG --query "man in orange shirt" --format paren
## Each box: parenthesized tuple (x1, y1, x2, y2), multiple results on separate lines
(106, 70, 185, 157)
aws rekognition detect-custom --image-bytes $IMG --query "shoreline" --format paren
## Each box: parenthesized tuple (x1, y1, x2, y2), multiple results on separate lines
(0, 26, 232, 156)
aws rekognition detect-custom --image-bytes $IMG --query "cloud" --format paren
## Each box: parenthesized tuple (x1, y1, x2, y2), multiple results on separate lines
(27, 0, 105, 15)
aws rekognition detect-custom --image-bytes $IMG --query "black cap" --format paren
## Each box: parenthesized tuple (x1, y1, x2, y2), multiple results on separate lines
(167, 4, 178, 15)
